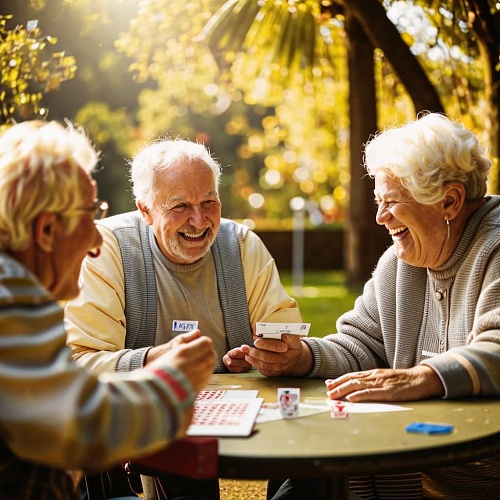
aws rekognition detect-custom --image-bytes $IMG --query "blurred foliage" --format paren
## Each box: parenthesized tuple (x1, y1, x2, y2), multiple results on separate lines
(382, 1, 487, 133)
(113, 0, 492, 225)
(26, 0, 116, 32)
(0, 14, 76, 130)
(2, 0, 497, 223)
(113, 0, 352, 224)
(1, 0, 150, 215)
(74, 102, 138, 215)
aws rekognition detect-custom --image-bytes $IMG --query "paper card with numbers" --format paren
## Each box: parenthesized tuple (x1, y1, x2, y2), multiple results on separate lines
(196, 389, 259, 401)
(256, 322, 311, 339)
(187, 398, 264, 437)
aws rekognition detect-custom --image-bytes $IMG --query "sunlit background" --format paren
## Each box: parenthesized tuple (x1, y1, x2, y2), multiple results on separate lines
(2, 0, 493, 232)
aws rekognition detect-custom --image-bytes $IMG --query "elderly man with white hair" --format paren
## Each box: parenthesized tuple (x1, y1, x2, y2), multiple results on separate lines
(65, 138, 301, 499)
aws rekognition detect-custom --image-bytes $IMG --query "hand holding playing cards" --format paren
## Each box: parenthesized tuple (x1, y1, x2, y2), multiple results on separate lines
(148, 330, 215, 393)
(325, 365, 444, 402)
(241, 334, 314, 377)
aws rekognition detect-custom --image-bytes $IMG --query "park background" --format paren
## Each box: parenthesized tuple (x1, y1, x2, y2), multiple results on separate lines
(2, 0, 499, 292)
(1, 1, 499, 497)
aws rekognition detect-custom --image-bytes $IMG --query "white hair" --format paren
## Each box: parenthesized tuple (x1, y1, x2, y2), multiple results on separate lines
(130, 139, 222, 207)
(0, 120, 99, 251)
(364, 113, 490, 204)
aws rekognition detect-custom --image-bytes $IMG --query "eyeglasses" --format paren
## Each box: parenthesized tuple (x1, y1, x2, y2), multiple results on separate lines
(64, 199, 109, 221)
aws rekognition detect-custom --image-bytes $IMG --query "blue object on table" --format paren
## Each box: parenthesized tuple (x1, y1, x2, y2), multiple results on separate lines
(405, 422, 454, 435)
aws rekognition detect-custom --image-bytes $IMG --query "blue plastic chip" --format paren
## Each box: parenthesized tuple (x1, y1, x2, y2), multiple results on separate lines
(405, 422, 454, 435)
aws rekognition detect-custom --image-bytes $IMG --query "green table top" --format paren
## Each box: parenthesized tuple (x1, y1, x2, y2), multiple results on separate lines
(212, 372, 500, 479)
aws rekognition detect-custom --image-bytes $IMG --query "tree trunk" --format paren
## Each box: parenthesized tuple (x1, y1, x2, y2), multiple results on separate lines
(468, 0, 500, 190)
(479, 41, 500, 192)
(344, 13, 392, 291)
(340, 0, 444, 114)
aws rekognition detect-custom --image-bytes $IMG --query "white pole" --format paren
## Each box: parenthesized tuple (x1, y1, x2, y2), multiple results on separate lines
(290, 197, 305, 297)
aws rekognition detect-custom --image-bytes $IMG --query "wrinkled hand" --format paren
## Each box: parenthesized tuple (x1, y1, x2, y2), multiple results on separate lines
(223, 346, 253, 373)
(145, 330, 204, 365)
(241, 334, 313, 377)
(325, 365, 444, 402)
(148, 330, 215, 393)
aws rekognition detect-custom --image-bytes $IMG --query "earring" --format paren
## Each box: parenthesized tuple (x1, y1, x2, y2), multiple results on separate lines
(445, 218, 450, 240)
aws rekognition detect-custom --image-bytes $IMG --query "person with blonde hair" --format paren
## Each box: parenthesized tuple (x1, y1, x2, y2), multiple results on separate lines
(0, 120, 215, 499)
(245, 113, 500, 499)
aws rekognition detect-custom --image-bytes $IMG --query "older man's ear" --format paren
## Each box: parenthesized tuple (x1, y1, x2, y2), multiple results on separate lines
(136, 200, 153, 225)
(34, 212, 57, 252)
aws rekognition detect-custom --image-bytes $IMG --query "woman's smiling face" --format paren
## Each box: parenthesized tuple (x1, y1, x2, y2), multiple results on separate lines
(374, 171, 448, 269)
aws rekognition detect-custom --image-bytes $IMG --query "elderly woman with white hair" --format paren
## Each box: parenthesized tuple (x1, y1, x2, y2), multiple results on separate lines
(245, 113, 500, 499)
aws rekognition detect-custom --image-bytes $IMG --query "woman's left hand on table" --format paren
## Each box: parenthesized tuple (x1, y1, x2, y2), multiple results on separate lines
(325, 365, 445, 402)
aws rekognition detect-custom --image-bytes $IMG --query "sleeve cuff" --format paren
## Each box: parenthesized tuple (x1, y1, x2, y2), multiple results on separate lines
(116, 347, 150, 372)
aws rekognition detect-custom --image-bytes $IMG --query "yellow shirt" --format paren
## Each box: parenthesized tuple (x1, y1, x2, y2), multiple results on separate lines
(65, 219, 301, 373)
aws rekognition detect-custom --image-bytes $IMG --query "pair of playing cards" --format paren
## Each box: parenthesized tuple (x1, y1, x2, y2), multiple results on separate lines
(256, 322, 311, 339)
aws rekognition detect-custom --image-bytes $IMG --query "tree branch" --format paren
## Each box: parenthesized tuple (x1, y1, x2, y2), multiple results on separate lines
(334, 0, 444, 113)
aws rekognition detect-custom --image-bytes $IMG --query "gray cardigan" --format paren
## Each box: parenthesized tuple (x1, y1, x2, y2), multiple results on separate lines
(305, 196, 500, 399)
(99, 211, 253, 372)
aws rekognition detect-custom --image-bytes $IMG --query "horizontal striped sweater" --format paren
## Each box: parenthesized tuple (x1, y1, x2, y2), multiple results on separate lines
(0, 252, 194, 498)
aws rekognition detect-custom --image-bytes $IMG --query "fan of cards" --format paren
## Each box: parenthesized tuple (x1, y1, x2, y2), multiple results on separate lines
(255, 322, 311, 339)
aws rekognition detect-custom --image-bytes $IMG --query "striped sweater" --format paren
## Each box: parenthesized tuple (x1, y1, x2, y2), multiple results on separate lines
(0, 253, 195, 499)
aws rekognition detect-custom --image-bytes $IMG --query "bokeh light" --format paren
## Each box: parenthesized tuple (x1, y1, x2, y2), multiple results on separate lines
(290, 196, 305, 211)
(248, 192, 265, 209)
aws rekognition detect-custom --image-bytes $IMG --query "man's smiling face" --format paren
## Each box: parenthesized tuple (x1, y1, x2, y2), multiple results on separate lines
(145, 159, 221, 264)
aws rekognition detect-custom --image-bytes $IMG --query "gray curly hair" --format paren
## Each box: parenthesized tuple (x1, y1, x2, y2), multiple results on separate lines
(364, 113, 491, 204)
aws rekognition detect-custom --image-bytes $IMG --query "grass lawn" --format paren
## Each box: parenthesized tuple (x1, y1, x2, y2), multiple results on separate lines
(279, 270, 359, 339)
